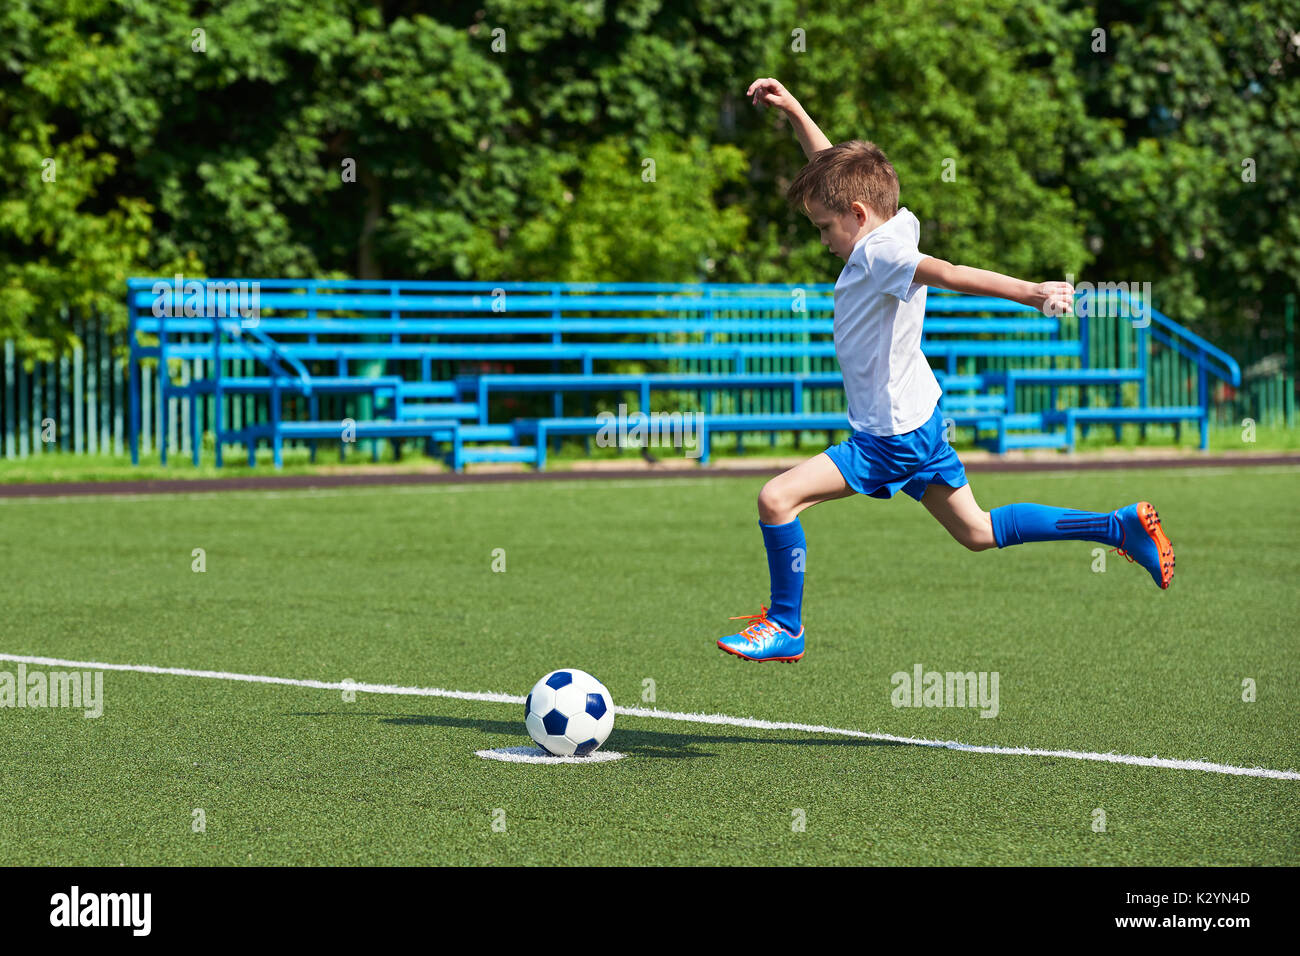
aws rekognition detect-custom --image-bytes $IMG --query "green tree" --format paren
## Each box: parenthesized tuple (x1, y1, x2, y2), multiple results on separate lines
(1, 0, 1296, 361)
(1069, 0, 1300, 340)
(729, 0, 1095, 285)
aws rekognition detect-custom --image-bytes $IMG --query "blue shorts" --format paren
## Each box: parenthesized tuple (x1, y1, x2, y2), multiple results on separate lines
(823, 405, 969, 502)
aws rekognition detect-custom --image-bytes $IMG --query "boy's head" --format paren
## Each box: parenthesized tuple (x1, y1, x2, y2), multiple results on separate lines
(786, 140, 899, 261)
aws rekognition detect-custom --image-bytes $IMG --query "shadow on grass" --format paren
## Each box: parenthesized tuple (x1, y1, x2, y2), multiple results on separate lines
(288, 711, 905, 760)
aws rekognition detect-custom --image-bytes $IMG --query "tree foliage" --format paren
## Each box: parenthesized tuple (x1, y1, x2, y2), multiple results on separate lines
(0, 0, 1295, 359)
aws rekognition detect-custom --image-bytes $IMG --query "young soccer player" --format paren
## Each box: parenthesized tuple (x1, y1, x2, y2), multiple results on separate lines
(718, 78, 1174, 663)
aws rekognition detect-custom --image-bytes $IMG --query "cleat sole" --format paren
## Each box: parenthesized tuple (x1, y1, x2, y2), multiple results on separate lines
(1136, 501, 1174, 589)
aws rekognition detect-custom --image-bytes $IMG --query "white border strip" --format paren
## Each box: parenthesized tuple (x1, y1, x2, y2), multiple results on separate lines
(2, 652, 1296, 780)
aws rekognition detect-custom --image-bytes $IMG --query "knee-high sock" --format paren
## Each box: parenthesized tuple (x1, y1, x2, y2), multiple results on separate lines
(760, 518, 805, 633)
(990, 503, 1123, 549)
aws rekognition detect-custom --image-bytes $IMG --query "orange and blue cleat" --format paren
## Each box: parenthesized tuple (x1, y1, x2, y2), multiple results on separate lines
(1112, 501, 1175, 589)
(717, 606, 805, 662)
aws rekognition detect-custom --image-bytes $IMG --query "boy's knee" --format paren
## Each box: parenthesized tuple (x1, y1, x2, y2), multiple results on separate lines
(960, 512, 997, 551)
(757, 480, 793, 524)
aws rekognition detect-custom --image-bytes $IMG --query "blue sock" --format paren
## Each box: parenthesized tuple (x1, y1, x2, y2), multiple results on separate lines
(760, 519, 805, 633)
(990, 503, 1123, 549)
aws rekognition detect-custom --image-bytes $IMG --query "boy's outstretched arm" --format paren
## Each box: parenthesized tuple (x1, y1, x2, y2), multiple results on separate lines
(747, 77, 832, 160)
(914, 257, 1075, 316)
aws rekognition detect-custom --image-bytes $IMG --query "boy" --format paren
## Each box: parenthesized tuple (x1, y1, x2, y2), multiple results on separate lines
(718, 78, 1174, 663)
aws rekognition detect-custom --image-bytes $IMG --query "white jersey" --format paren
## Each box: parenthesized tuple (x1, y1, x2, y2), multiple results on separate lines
(832, 206, 941, 435)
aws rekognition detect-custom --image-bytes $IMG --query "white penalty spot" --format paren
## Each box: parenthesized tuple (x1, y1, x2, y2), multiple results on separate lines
(476, 746, 626, 764)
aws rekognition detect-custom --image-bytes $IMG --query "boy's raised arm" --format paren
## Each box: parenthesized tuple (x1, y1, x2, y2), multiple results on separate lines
(914, 256, 1076, 317)
(747, 78, 832, 160)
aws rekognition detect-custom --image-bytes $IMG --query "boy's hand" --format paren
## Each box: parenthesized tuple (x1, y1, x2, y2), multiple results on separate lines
(748, 78, 832, 159)
(747, 77, 799, 114)
(1032, 281, 1075, 317)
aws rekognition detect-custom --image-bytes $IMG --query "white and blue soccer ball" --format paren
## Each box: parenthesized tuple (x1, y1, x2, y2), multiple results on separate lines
(525, 669, 615, 757)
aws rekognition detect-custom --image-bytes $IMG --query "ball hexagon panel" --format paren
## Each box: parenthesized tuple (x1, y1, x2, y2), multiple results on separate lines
(524, 711, 549, 747)
(562, 711, 597, 747)
(528, 683, 557, 717)
(552, 683, 586, 719)
(541, 733, 578, 757)
(592, 705, 615, 745)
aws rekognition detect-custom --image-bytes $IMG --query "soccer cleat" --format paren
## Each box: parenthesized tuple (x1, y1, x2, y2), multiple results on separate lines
(1111, 501, 1175, 589)
(717, 605, 805, 663)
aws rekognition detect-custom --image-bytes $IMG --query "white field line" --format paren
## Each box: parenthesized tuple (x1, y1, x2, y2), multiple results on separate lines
(3, 652, 1297, 781)
(0, 465, 1296, 506)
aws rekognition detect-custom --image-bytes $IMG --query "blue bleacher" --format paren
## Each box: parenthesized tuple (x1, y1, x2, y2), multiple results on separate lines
(126, 279, 1242, 470)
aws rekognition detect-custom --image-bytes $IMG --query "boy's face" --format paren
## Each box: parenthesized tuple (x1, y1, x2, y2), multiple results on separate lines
(804, 198, 885, 261)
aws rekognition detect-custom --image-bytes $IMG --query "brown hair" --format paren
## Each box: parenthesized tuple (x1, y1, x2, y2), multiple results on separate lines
(786, 140, 899, 222)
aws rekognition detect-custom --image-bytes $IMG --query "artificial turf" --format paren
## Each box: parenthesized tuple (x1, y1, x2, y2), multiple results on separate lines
(0, 465, 1296, 865)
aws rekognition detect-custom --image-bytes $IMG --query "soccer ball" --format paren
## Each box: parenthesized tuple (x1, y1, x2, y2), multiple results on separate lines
(524, 669, 615, 757)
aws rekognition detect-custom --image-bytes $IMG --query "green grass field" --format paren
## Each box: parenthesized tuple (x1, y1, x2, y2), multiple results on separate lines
(1, 465, 1297, 865)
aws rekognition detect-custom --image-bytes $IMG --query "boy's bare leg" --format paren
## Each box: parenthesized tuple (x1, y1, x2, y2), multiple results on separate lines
(758, 452, 855, 524)
(920, 482, 997, 551)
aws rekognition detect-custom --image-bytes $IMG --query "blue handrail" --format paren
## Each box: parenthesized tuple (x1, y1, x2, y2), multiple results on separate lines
(1120, 290, 1241, 387)
(216, 319, 313, 396)
(209, 318, 312, 469)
